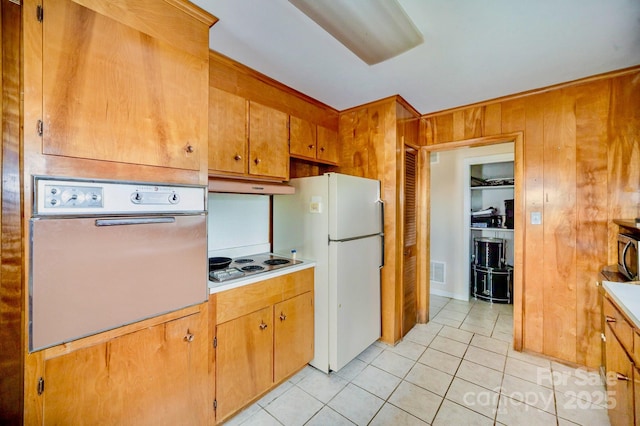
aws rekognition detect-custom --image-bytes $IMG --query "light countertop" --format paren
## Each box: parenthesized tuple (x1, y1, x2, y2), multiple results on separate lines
(208, 260, 315, 294)
(603, 281, 640, 328)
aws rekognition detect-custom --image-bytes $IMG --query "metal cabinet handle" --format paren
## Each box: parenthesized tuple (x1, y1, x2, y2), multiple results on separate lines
(259, 321, 268, 330)
(605, 316, 616, 323)
(234, 154, 242, 161)
(616, 372, 631, 381)
(280, 313, 287, 321)
(184, 332, 194, 343)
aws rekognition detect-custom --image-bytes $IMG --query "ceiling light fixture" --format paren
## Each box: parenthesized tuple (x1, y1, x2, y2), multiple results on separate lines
(288, 0, 423, 65)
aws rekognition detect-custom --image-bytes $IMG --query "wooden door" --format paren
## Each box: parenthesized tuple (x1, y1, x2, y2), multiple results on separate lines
(289, 116, 317, 160)
(605, 324, 634, 426)
(42, 313, 208, 425)
(317, 125, 339, 165)
(248, 102, 289, 180)
(209, 88, 248, 175)
(42, 0, 207, 170)
(274, 292, 314, 382)
(215, 306, 273, 422)
(402, 146, 418, 336)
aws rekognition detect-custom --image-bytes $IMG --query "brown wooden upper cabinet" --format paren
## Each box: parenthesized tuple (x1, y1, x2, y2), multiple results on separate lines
(209, 88, 289, 181)
(40, 0, 211, 171)
(290, 115, 339, 165)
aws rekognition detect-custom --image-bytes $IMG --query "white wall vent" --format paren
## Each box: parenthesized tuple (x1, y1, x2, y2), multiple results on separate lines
(430, 152, 439, 164)
(430, 261, 446, 283)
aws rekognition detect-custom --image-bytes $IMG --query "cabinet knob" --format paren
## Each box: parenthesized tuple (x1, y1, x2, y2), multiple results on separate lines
(184, 332, 195, 342)
(280, 313, 287, 321)
(234, 154, 242, 161)
(185, 144, 194, 153)
(259, 321, 268, 330)
(320, 147, 325, 152)
(254, 158, 261, 165)
(605, 316, 616, 323)
(616, 372, 631, 381)
(308, 144, 315, 150)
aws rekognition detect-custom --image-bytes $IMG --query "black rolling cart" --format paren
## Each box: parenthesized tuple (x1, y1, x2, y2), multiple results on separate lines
(471, 237, 513, 304)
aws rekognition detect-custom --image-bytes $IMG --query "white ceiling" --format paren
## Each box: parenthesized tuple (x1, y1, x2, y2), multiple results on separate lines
(192, 0, 640, 114)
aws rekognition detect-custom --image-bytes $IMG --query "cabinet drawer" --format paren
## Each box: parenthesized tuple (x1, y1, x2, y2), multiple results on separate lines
(604, 296, 634, 354)
(216, 268, 314, 323)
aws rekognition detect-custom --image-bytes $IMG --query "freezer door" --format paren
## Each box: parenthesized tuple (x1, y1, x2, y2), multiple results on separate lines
(328, 173, 381, 240)
(329, 235, 382, 371)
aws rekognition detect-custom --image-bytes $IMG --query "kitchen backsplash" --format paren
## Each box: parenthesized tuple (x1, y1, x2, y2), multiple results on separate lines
(208, 193, 270, 258)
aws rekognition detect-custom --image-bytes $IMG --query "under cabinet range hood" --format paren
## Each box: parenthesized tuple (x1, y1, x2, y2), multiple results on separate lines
(208, 178, 295, 195)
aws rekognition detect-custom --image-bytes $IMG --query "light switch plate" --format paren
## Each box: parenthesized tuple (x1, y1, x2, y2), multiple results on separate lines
(531, 211, 542, 225)
(309, 196, 322, 214)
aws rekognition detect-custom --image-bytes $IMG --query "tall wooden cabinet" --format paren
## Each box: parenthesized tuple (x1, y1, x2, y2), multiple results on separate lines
(20, 1, 216, 424)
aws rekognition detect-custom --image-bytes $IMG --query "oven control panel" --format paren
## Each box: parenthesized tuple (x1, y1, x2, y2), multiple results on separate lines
(44, 184, 104, 209)
(33, 176, 206, 216)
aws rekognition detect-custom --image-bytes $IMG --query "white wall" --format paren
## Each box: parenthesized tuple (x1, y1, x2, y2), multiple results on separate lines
(207, 193, 271, 258)
(430, 143, 514, 300)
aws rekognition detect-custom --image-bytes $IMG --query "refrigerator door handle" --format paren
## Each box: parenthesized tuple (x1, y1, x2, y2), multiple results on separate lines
(329, 233, 381, 243)
(377, 199, 385, 268)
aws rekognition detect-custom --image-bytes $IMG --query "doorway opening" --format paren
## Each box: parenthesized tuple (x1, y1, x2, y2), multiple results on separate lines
(420, 133, 524, 350)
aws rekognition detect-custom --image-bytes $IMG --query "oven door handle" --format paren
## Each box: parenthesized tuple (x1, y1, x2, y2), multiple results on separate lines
(95, 217, 176, 227)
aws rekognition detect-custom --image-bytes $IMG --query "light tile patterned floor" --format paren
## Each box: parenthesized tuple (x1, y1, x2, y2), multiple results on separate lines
(224, 296, 611, 425)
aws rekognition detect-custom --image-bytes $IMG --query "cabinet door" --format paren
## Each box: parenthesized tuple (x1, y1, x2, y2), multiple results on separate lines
(274, 292, 314, 382)
(317, 125, 339, 165)
(216, 306, 273, 422)
(289, 116, 317, 160)
(42, 0, 208, 170)
(605, 324, 634, 426)
(42, 313, 208, 425)
(209, 88, 248, 174)
(248, 102, 289, 180)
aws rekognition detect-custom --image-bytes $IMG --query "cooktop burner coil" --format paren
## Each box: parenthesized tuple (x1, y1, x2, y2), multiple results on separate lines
(241, 265, 265, 272)
(264, 259, 290, 266)
(234, 258, 254, 264)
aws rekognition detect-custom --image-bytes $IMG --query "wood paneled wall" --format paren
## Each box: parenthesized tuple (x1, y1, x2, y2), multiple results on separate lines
(422, 68, 640, 367)
(0, 1, 23, 422)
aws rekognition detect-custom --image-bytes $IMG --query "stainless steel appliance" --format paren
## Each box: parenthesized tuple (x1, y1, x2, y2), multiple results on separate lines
(29, 176, 207, 351)
(618, 233, 640, 280)
(209, 253, 302, 283)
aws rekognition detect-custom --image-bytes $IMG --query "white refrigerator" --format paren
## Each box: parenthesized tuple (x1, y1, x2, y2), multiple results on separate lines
(273, 173, 383, 373)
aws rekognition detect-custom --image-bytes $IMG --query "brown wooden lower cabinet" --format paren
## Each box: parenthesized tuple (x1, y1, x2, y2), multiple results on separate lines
(605, 323, 634, 426)
(274, 292, 314, 382)
(213, 269, 314, 424)
(215, 306, 274, 421)
(41, 311, 209, 425)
